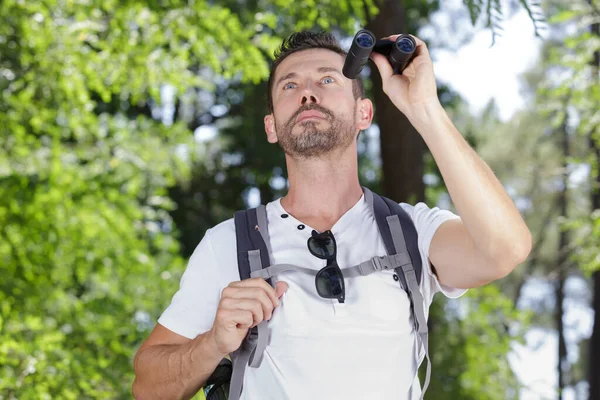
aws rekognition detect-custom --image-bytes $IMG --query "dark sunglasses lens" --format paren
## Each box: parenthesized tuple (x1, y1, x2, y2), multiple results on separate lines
(308, 236, 335, 258)
(316, 267, 344, 298)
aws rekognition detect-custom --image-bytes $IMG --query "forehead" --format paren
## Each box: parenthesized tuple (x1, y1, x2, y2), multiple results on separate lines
(275, 48, 345, 78)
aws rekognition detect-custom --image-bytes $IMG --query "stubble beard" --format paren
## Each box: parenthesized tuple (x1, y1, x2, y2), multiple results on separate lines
(274, 104, 357, 158)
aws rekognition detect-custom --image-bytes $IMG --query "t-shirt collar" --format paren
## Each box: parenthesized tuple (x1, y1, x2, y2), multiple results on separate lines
(270, 193, 366, 238)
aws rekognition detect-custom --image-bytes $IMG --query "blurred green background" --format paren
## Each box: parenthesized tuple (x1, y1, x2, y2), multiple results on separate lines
(1, 0, 599, 398)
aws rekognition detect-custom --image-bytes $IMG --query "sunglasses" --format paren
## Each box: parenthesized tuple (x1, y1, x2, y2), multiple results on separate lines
(307, 230, 345, 303)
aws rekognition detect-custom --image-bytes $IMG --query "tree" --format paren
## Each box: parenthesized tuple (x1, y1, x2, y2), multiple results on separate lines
(587, 0, 600, 396)
(536, 0, 600, 396)
(0, 0, 275, 396)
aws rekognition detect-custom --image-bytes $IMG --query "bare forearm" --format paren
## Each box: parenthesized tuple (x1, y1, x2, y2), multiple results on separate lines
(409, 101, 531, 263)
(133, 331, 225, 400)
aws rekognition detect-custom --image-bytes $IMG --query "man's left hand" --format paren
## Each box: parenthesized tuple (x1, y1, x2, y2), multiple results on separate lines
(369, 34, 440, 120)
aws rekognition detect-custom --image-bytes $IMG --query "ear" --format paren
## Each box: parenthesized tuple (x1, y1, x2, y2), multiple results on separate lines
(356, 98, 373, 131)
(264, 114, 278, 143)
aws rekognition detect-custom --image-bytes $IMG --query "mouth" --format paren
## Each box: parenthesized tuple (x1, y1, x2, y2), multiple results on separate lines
(296, 110, 326, 123)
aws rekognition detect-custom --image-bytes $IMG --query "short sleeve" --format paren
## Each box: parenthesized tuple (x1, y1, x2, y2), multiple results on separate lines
(399, 202, 467, 306)
(158, 229, 227, 339)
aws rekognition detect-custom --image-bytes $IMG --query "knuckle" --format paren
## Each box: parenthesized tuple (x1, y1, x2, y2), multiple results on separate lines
(252, 300, 263, 315)
(256, 278, 270, 289)
(219, 297, 232, 308)
(259, 290, 271, 305)
(263, 297, 274, 311)
(252, 287, 266, 300)
(215, 308, 227, 322)
(244, 311, 253, 323)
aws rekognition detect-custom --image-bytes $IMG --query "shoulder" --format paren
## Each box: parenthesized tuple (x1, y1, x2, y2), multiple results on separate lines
(206, 217, 236, 248)
(156, 218, 237, 338)
(398, 202, 459, 233)
(398, 201, 466, 300)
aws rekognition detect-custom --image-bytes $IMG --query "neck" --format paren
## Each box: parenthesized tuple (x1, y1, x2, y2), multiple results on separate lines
(280, 144, 363, 230)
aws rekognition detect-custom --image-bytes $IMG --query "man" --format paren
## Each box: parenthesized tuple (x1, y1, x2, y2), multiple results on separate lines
(132, 31, 532, 399)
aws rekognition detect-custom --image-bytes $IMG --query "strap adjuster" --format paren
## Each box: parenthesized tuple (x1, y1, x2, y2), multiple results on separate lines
(372, 256, 390, 271)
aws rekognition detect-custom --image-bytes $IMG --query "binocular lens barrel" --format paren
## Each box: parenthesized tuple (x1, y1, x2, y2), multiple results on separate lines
(388, 35, 416, 73)
(396, 36, 415, 53)
(356, 32, 375, 48)
(342, 30, 376, 79)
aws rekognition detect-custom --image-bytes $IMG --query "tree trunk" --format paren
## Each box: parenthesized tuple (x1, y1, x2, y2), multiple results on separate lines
(589, 133, 600, 400)
(556, 273, 567, 399)
(557, 117, 569, 399)
(366, 0, 426, 204)
(589, 1, 600, 398)
(592, 271, 600, 400)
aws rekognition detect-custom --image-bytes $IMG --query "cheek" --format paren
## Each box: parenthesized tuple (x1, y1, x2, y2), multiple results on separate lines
(273, 104, 296, 124)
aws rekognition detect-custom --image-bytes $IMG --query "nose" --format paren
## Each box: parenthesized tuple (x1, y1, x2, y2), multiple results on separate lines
(300, 83, 320, 106)
(301, 94, 319, 105)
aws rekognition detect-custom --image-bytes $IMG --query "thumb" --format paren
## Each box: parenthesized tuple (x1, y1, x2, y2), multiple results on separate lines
(275, 281, 288, 299)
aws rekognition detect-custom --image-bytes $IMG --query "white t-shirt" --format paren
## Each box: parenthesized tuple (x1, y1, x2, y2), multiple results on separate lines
(158, 194, 466, 400)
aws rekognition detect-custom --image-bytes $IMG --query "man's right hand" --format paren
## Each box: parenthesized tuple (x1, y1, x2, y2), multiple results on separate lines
(208, 278, 288, 356)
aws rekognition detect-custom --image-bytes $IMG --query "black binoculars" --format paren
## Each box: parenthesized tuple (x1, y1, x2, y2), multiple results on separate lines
(342, 29, 416, 79)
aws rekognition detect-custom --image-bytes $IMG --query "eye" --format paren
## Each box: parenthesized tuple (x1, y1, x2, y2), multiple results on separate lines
(321, 77, 336, 84)
(283, 82, 296, 90)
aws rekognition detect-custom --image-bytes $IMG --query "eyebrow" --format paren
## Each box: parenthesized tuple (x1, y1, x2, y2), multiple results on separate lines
(275, 67, 342, 88)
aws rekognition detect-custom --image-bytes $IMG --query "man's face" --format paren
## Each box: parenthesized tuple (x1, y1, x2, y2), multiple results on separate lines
(264, 49, 371, 158)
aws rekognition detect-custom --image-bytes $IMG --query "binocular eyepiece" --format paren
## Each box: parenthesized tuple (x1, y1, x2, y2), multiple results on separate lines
(342, 29, 416, 79)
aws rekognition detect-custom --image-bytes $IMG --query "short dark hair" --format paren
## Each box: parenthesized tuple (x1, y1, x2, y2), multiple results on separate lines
(267, 31, 366, 113)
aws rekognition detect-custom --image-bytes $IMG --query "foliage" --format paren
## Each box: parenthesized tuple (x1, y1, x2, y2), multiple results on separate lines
(0, 0, 269, 396)
(462, 0, 547, 45)
(539, 0, 600, 275)
(426, 286, 531, 399)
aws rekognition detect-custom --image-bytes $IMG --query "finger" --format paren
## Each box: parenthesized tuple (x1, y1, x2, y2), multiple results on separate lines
(222, 287, 275, 320)
(369, 51, 394, 79)
(406, 35, 431, 64)
(380, 34, 399, 41)
(275, 281, 288, 299)
(229, 278, 279, 306)
(221, 298, 265, 327)
(217, 308, 253, 330)
(232, 310, 254, 330)
(408, 34, 428, 51)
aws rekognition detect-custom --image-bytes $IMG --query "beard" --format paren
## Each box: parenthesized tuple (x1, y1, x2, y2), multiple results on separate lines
(274, 103, 357, 158)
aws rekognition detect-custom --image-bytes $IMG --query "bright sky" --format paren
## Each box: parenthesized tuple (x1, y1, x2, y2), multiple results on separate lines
(424, 3, 592, 399)
(425, 1, 544, 122)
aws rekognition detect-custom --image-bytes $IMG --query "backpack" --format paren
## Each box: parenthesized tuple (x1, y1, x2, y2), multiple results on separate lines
(203, 187, 431, 400)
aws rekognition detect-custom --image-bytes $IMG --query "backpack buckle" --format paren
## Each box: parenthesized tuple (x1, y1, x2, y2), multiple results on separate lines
(372, 256, 391, 271)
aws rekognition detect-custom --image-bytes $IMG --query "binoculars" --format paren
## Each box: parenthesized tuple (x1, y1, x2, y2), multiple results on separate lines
(342, 29, 416, 79)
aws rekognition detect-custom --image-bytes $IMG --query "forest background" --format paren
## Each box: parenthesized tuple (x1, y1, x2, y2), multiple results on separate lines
(1, 0, 599, 399)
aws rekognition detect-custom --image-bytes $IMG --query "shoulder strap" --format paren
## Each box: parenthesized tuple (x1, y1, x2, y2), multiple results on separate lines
(364, 187, 422, 285)
(234, 206, 272, 281)
(229, 205, 273, 400)
(363, 186, 431, 400)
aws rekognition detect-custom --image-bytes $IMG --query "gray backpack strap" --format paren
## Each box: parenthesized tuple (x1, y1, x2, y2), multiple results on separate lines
(251, 263, 317, 279)
(256, 204, 273, 260)
(344, 253, 413, 277)
(251, 256, 414, 279)
(229, 205, 273, 400)
(363, 187, 431, 400)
